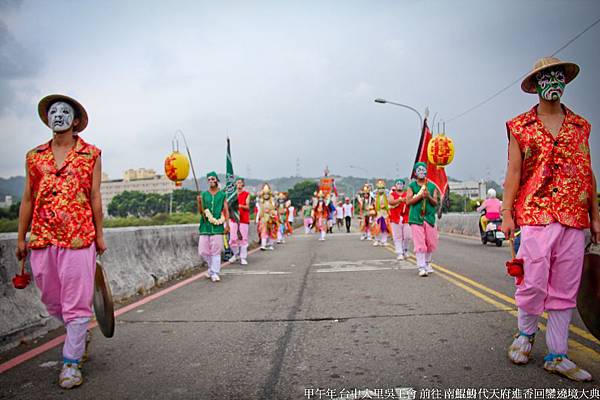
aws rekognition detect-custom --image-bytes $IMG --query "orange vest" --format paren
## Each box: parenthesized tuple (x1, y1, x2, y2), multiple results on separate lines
(27, 137, 101, 249)
(507, 105, 592, 229)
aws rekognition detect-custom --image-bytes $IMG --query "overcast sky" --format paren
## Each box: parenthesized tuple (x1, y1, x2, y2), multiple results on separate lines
(1, 0, 599, 183)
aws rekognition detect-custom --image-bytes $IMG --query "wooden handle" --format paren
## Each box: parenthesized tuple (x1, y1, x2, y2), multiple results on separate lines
(509, 238, 516, 259)
(20, 258, 26, 275)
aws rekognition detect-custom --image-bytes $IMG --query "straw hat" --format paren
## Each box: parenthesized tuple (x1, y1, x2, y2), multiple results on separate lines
(38, 94, 88, 132)
(521, 57, 579, 94)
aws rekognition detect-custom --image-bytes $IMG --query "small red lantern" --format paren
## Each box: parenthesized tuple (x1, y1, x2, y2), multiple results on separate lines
(12, 259, 31, 289)
(427, 133, 455, 167)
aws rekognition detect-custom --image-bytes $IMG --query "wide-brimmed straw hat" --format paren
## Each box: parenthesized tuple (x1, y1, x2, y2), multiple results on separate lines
(521, 57, 579, 94)
(38, 94, 88, 132)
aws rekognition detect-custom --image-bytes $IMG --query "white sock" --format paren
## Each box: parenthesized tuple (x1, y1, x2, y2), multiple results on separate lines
(240, 246, 248, 260)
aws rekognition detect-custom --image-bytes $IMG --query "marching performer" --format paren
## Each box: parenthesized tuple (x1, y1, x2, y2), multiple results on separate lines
(389, 179, 411, 260)
(16, 94, 106, 389)
(276, 192, 288, 244)
(406, 162, 439, 277)
(302, 200, 313, 234)
(373, 179, 391, 246)
(312, 195, 329, 241)
(198, 172, 230, 282)
(258, 184, 278, 250)
(286, 200, 295, 236)
(228, 177, 250, 265)
(502, 57, 598, 381)
(357, 184, 374, 241)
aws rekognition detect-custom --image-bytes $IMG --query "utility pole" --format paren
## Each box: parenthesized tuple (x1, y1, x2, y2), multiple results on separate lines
(296, 157, 301, 177)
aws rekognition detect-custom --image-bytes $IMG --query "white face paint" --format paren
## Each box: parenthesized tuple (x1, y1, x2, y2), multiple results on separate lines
(47, 101, 75, 132)
(415, 166, 427, 180)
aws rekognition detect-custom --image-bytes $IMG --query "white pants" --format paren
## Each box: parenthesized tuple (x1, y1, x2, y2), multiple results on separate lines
(391, 222, 411, 255)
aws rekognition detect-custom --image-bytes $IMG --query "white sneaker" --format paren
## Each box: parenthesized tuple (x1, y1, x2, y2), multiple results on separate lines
(240, 259, 248, 265)
(229, 255, 238, 263)
(543, 355, 592, 382)
(372, 241, 379, 246)
(418, 269, 428, 277)
(508, 333, 535, 365)
(396, 254, 405, 260)
(267, 245, 275, 251)
(260, 246, 267, 251)
(59, 363, 83, 389)
(211, 274, 220, 282)
(360, 235, 366, 241)
(425, 264, 434, 274)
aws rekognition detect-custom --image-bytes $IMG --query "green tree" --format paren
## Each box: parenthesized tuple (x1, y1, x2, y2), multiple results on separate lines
(287, 180, 319, 208)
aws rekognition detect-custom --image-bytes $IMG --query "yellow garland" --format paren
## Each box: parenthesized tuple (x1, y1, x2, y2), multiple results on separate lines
(204, 208, 225, 225)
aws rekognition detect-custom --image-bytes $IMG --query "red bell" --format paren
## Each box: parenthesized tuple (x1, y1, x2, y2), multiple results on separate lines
(506, 259, 524, 285)
(12, 259, 31, 289)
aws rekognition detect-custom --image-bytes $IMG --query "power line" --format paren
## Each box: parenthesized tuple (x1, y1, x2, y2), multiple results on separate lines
(446, 15, 600, 124)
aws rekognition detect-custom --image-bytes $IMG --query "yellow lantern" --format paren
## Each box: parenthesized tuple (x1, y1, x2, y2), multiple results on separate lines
(427, 133, 455, 167)
(164, 151, 190, 187)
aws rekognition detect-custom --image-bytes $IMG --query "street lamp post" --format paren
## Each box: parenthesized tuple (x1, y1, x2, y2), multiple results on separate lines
(374, 98, 424, 129)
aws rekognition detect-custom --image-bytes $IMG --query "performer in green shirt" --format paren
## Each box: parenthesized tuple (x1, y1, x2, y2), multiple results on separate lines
(197, 171, 229, 282)
(406, 162, 439, 277)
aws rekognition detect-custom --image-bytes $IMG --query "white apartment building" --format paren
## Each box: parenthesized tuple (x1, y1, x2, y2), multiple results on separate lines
(0, 195, 13, 208)
(101, 169, 175, 216)
(448, 180, 487, 199)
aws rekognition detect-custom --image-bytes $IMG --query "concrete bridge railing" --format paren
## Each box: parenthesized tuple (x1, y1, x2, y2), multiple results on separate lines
(0, 223, 259, 351)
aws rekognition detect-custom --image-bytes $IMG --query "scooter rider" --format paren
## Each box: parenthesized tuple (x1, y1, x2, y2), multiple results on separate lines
(477, 188, 502, 231)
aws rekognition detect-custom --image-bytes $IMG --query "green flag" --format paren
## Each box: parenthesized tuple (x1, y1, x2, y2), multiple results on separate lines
(225, 137, 239, 222)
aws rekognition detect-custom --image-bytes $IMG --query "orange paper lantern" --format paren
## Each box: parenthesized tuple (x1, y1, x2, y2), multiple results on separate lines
(164, 151, 190, 187)
(427, 133, 455, 167)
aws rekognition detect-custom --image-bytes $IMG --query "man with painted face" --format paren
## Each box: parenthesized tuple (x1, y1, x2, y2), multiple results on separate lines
(16, 94, 105, 389)
(228, 177, 250, 265)
(257, 183, 278, 250)
(198, 172, 230, 282)
(406, 162, 439, 277)
(502, 58, 599, 382)
(389, 179, 411, 260)
(357, 184, 374, 241)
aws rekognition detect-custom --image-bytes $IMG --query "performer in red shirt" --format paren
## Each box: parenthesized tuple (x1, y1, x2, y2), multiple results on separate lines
(502, 57, 599, 382)
(389, 179, 411, 260)
(16, 94, 106, 389)
(228, 177, 250, 265)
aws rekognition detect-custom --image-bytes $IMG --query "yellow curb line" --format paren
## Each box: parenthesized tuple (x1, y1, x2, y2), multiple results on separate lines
(383, 245, 600, 363)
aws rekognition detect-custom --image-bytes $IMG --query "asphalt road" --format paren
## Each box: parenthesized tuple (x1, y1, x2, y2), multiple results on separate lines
(1, 228, 599, 399)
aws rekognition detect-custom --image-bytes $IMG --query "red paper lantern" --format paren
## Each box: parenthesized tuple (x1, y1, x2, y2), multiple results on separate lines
(427, 133, 455, 167)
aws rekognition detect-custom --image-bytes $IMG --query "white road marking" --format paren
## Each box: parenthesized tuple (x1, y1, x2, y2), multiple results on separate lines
(39, 361, 59, 368)
(313, 259, 417, 273)
(219, 270, 291, 276)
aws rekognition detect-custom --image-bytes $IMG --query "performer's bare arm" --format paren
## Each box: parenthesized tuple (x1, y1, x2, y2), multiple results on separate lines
(501, 135, 522, 239)
(91, 157, 107, 255)
(16, 162, 33, 260)
(223, 199, 230, 234)
(406, 187, 422, 206)
(424, 188, 439, 207)
(590, 173, 600, 244)
(389, 194, 402, 206)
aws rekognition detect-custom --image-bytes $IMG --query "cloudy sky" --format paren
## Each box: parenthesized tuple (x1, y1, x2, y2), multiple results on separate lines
(1, 0, 599, 183)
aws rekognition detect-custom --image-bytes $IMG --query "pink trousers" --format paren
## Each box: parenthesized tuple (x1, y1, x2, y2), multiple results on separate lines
(198, 235, 224, 257)
(410, 222, 438, 253)
(228, 221, 249, 248)
(30, 244, 96, 362)
(30, 244, 96, 324)
(391, 222, 411, 255)
(515, 223, 584, 315)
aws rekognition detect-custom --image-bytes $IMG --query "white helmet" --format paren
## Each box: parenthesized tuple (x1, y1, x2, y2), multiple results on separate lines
(487, 188, 497, 199)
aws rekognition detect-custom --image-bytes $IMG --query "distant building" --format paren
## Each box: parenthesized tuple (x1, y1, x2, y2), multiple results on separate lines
(449, 180, 487, 200)
(0, 195, 13, 208)
(101, 169, 175, 216)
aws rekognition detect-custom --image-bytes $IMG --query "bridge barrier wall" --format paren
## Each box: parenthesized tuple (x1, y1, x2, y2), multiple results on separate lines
(436, 212, 481, 237)
(0, 222, 258, 351)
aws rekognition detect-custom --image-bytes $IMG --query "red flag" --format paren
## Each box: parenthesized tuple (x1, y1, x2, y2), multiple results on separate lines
(412, 120, 448, 196)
